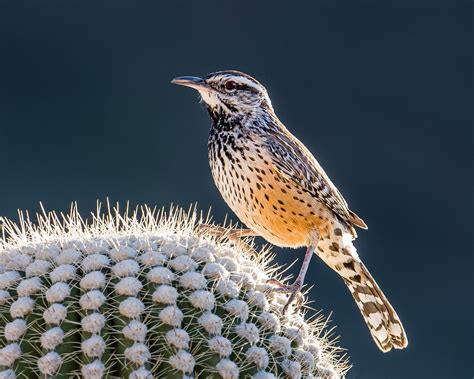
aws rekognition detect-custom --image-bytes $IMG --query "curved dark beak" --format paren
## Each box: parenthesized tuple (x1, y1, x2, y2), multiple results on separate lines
(171, 76, 210, 91)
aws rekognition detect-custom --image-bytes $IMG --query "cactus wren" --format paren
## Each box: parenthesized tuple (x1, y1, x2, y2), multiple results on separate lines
(172, 70, 408, 352)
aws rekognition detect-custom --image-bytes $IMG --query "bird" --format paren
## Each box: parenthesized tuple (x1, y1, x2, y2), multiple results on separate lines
(171, 70, 408, 352)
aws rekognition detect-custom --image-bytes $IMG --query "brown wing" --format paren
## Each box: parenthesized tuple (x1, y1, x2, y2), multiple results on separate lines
(264, 129, 367, 230)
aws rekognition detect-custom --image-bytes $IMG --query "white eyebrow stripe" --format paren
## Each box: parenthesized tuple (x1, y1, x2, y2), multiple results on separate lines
(233, 76, 260, 90)
(220, 75, 262, 92)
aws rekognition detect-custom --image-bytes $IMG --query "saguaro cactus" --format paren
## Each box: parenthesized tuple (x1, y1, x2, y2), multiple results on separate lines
(0, 205, 349, 378)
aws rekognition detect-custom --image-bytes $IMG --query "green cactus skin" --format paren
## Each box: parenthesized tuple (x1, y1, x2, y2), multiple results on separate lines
(0, 205, 350, 378)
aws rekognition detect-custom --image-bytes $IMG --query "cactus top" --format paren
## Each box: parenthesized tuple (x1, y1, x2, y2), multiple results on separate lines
(0, 205, 349, 378)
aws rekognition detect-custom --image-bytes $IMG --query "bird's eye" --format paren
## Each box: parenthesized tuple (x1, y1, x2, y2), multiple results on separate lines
(225, 81, 236, 91)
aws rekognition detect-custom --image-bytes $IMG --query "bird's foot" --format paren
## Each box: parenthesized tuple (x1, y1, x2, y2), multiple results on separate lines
(196, 224, 259, 259)
(195, 224, 228, 239)
(267, 278, 304, 315)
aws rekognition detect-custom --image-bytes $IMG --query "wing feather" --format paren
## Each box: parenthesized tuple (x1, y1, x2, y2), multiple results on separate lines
(264, 130, 367, 229)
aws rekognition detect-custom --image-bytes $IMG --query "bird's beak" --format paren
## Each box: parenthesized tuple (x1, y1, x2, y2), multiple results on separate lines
(171, 76, 210, 92)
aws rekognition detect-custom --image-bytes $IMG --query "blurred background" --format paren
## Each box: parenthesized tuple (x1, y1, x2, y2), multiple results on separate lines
(0, 1, 472, 378)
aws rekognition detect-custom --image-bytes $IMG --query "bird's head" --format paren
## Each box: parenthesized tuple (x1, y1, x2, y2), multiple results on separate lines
(172, 70, 273, 117)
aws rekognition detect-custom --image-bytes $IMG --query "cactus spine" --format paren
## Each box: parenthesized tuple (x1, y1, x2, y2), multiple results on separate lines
(0, 205, 349, 378)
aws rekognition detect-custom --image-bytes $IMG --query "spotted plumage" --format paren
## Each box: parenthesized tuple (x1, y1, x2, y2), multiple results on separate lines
(172, 70, 408, 352)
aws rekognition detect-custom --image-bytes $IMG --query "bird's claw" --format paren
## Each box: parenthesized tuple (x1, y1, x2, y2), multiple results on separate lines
(267, 278, 304, 315)
(196, 224, 259, 259)
(195, 224, 227, 238)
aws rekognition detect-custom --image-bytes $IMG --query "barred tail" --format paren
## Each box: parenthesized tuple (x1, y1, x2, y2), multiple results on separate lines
(343, 263, 408, 352)
(317, 226, 408, 352)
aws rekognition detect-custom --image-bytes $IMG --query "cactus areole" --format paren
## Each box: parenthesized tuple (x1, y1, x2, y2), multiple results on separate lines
(0, 204, 349, 378)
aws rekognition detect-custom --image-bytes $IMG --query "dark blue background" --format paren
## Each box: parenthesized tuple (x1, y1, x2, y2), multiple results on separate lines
(0, 1, 472, 378)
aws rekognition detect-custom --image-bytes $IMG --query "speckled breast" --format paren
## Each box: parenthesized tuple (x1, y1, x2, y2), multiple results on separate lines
(209, 138, 330, 248)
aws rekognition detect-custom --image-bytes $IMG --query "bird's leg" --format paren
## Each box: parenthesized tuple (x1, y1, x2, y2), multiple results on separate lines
(196, 224, 254, 239)
(227, 228, 257, 240)
(269, 245, 315, 315)
(196, 224, 259, 258)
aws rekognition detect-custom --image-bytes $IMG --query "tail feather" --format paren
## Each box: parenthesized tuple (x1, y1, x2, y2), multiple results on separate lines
(317, 225, 408, 352)
(344, 263, 408, 352)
